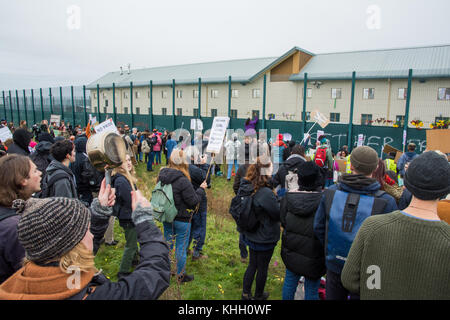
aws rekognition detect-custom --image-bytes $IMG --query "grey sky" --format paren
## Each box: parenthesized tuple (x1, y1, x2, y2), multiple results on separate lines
(1, 0, 449, 91)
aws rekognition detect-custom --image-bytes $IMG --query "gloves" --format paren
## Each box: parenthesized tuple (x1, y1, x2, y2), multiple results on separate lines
(131, 204, 155, 226)
(90, 198, 114, 219)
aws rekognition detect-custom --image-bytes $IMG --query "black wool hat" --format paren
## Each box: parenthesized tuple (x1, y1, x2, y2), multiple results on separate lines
(404, 151, 450, 200)
(298, 161, 323, 191)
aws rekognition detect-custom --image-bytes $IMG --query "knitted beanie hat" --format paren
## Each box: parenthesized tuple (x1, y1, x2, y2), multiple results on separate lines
(350, 146, 379, 175)
(404, 151, 450, 200)
(14, 197, 91, 264)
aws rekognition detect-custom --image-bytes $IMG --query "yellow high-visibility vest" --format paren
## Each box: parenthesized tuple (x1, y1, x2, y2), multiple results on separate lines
(385, 158, 397, 173)
(345, 155, 352, 174)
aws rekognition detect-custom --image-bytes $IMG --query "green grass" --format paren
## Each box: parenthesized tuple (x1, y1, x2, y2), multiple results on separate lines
(94, 157, 286, 300)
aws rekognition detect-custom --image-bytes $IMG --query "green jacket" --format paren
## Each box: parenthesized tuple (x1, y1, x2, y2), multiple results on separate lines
(341, 211, 450, 300)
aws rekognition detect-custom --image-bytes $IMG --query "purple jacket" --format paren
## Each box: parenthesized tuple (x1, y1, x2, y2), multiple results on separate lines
(0, 207, 25, 284)
(245, 117, 258, 133)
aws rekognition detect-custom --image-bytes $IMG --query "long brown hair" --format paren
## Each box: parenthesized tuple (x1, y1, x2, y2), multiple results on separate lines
(372, 158, 386, 191)
(168, 149, 191, 181)
(0, 154, 32, 207)
(244, 155, 272, 193)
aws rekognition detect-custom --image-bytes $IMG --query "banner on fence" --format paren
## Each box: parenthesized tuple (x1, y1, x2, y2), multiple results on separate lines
(206, 117, 230, 154)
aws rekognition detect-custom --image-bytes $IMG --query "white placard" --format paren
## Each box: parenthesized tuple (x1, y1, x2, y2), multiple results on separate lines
(206, 116, 230, 154)
(190, 119, 203, 131)
(357, 134, 365, 147)
(95, 118, 118, 134)
(50, 114, 61, 127)
(283, 133, 292, 141)
(311, 110, 330, 128)
(0, 126, 13, 143)
(89, 114, 97, 126)
(317, 130, 325, 140)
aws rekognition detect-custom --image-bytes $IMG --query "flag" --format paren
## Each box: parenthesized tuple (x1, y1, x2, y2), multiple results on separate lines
(85, 121, 91, 138)
(333, 98, 337, 109)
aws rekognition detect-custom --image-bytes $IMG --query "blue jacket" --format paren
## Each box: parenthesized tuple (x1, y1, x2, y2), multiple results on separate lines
(314, 178, 398, 274)
(397, 152, 418, 177)
(165, 139, 177, 159)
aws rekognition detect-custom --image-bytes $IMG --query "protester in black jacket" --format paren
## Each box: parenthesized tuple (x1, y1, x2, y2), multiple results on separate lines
(280, 161, 325, 300)
(6, 128, 31, 156)
(271, 144, 307, 197)
(157, 149, 207, 283)
(30, 141, 53, 174)
(240, 155, 280, 301)
(36, 124, 55, 144)
(282, 140, 296, 162)
(0, 180, 171, 300)
(0, 154, 42, 284)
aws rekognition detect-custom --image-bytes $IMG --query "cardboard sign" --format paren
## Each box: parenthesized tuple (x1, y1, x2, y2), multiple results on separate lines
(334, 158, 348, 173)
(50, 114, 61, 127)
(383, 144, 403, 163)
(426, 129, 450, 153)
(190, 119, 203, 131)
(0, 126, 13, 143)
(311, 110, 330, 128)
(206, 117, 230, 154)
(95, 118, 118, 135)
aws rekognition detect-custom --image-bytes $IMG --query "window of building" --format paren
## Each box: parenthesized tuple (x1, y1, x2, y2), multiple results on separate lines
(211, 109, 217, 117)
(176, 108, 182, 116)
(396, 115, 405, 126)
(331, 88, 342, 99)
(232, 89, 239, 98)
(438, 88, 450, 100)
(302, 111, 311, 121)
(93, 93, 97, 99)
(252, 110, 260, 119)
(303, 88, 312, 98)
(103, 107, 107, 114)
(177, 90, 182, 99)
(252, 89, 261, 99)
(162, 108, 167, 115)
(230, 109, 237, 118)
(211, 89, 219, 98)
(124, 107, 128, 114)
(398, 88, 407, 100)
(161, 91, 167, 99)
(135, 91, 140, 99)
(361, 114, 373, 125)
(94, 107, 98, 113)
(136, 107, 140, 115)
(123, 92, 128, 99)
(105, 100, 108, 107)
(193, 108, 199, 117)
(102, 93, 107, 99)
(330, 113, 340, 122)
(193, 90, 199, 98)
(363, 88, 375, 100)
(268, 113, 275, 120)
(435, 116, 450, 122)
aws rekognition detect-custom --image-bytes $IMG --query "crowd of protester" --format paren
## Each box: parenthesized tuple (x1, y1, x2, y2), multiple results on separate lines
(0, 116, 449, 300)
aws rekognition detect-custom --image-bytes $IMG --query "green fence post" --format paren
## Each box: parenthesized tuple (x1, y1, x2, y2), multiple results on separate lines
(130, 82, 134, 128)
(403, 69, 413, 152)
(9, 91, 13, 124)
(301, 73, 308, 137)
(262, 74, 267, 130)
(22, 90, 28, 125)
(198, 78, 201, 120)
(40, 88, 44, 121)
(348, 71, 356, 152)
(49, 88, 53, 115)
(149, 80, 153, 130)
(59, 86, 64, 122)
(2, 91, 6, 120)
(15, 90, 20, 124)
(228, 76, 232, 121)
(96, 84, 100, 122)
(113, 83, 117, 125)
(31, 89, 36, 125)
(172, 79, 175, 130)
(83, 85, 87, 126)
(71, 86, 75, 126)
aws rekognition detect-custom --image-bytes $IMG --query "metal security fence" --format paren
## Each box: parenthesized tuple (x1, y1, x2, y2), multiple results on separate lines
(2, 68, 445, 156)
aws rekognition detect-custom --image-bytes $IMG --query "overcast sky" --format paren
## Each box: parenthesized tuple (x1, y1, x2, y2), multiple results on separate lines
(1, 0, 449, 91)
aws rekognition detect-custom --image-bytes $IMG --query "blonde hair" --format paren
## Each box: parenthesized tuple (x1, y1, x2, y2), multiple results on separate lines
(112, 154, 137, 186)
(168, 148, 191, 181)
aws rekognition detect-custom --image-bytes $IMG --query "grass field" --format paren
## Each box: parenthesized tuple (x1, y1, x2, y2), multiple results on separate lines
(94, 158, 287, 300)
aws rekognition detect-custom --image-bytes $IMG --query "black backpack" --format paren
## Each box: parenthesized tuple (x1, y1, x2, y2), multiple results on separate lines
(229, 188, 259, 233)
(35, 171, 72, 198)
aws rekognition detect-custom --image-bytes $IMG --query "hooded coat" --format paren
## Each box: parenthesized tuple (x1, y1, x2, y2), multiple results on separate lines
(280, 191, 325, 279)
(30, 141, 53, 174)
(72, 137, 102, 194)
(46, 160, 78, 199)
(7, 129, 31, 156)
(271, 154, 307, 189)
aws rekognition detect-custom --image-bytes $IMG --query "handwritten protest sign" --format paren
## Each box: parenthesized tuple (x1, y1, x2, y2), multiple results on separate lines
(311, 110, 330, 128)
(206, 117, 230, 154)
(95, 118, 118, 134)
(0, 126, 13, 143)
(50, 114, 61, 127)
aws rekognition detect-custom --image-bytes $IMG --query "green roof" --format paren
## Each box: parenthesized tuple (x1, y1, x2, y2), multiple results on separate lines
(290, 44, 450, 80)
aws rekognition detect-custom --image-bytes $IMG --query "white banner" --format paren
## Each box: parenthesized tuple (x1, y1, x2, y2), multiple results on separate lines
(190, 119, 203, 131)
(0, 126, 13, 143)
(95, 118, 118, 134)
(50, 114, 61, 127)
(206, 116, 230, 154)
